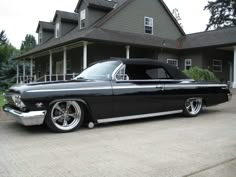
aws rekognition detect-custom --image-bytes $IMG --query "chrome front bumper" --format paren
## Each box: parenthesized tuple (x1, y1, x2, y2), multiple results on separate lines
(3, 106, 46, 126)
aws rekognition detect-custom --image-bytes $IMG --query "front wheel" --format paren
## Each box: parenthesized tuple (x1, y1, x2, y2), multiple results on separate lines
(45, 101, 84, 133)
(183, 98, 203, 117)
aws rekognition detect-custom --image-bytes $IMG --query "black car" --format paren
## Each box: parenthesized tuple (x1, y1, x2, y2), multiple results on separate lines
(4, 58, 232, 133)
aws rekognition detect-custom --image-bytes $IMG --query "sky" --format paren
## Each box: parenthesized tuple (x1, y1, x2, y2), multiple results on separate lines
(0, 0, 211, 49)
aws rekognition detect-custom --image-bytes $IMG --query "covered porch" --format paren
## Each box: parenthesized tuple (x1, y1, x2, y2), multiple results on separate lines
(16, 41, 165, 84)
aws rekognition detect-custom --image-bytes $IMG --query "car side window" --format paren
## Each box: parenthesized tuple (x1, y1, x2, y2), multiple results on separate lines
(116, 65, 130, 81)
(146, 67, 171, 79)
(123, 64, 171, 80)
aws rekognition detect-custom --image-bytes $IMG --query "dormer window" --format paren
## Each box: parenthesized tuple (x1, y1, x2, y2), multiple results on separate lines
(55, 22, 60, 38)
(80, 9, 86, 29)
(38, 31, 42, 45)
(144, 17, 153, 35)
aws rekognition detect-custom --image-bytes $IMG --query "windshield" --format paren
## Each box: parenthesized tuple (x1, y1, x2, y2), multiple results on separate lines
(74, 61, 121, 81)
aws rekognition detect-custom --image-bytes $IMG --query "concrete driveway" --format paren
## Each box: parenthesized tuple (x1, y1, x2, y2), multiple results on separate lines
(0, 93, 236, 177)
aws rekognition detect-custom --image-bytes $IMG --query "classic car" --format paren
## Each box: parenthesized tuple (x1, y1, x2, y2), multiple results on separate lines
(3, 58, 232, 133)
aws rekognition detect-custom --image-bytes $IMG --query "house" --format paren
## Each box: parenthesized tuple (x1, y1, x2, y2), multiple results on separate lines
(15, 0, 236, 88)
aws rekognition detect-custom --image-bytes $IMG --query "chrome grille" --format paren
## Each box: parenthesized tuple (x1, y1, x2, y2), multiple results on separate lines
(5, 93, 15, 106)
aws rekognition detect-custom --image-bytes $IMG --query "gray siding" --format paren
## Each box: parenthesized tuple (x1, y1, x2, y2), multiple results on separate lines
(202, 49, 233, 82)
(42, 30, 54, 43)
(88, 8, 107, 27)
(77, 2, 89, 29)
(158, 51, 179, 64)
(61, 21, 77, 36)
(179, 51, 203, 71)
(102, 0, 183, 39)
(38, 26, 54, 45)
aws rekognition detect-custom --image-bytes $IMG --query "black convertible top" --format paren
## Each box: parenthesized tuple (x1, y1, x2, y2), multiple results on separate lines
(112, 58, 189, 80)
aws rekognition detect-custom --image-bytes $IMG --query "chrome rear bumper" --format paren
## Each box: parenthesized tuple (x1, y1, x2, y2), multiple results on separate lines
(3, 106, 46, 126)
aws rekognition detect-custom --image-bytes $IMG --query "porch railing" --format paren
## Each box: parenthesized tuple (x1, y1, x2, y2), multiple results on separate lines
(17, 75, 37, 84)
(37, 73, 79, 82)
(17, 73, 80, 84)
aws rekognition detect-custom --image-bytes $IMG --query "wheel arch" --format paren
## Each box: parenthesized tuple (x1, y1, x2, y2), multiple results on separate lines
(48, 98, 97, 124)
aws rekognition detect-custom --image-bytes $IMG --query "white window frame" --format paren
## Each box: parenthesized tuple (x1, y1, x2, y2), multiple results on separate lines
(38, 31, 42, 44)
(212, 60, 222, 72)
(185, 59, 192, 70)
(80, 9, 86, 29)
(167, 59, 178, 67)
(144, 16, 153, 35)
(55, 22, 60, 38)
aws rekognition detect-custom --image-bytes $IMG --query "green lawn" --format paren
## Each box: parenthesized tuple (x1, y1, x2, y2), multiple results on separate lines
(0, 91, 6, 107)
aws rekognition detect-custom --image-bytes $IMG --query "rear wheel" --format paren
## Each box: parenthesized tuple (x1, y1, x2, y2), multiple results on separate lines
(45, 101, 84, 133)
(183, 98, 203, 117)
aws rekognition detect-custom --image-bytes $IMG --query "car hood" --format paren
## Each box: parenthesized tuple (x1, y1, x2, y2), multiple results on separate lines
(7, 80, 108, 94)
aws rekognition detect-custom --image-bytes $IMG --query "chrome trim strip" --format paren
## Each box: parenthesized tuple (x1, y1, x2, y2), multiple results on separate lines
(27, 86, 112, 93)
(113, 85, 157, 89)
(111, 63, 124, 80)
(116, 79, 194, 82)
(97, 110, 183, 123)
(164, 84, 227, 88)
(26, 84, 227, 93)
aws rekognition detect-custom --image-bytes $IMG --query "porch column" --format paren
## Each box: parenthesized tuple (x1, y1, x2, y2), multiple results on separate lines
(23, 59, 26, 83)
(49, 51, 53, 82)
(233, 46, 236, 88)
(63, 47, 67, 81)
(126, 45, 130, 59)
(83, 41, 88, 70)
(16, 64, 19, 84)
(30, 57, 33, 80)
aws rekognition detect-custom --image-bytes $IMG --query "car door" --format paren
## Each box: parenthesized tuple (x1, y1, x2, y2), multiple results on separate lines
(111, 64, 167, 118)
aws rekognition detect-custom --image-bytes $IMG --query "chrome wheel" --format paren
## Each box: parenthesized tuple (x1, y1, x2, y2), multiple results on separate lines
(51, 101, 82, 131)
(184, 98, 203, 116)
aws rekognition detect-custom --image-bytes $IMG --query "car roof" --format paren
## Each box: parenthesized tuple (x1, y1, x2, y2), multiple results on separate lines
(93, 58, 189, 80)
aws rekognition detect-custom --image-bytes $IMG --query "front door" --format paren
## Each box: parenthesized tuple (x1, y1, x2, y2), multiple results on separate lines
(111, 64, 172, 118)
(56, 61, 63, 74)
(112, 80, 164, 117)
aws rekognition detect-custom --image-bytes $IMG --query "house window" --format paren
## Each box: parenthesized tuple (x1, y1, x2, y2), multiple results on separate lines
(55, 22, 60, 38)
(67, 59, 71, 73)
(185, 59, 192, 70)
(80, 9, 86, 29)
(212, 60, 222, 72)
(144, 17, 153, 35)
(38, 31, 42, 44)
(167, 59, 178, 67)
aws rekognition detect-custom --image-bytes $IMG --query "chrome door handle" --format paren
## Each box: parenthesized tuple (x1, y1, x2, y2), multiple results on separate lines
(156, 85, 164, 90)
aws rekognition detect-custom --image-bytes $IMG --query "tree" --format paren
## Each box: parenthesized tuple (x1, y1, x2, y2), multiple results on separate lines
(0, 44, 17, 63)
(172, 8, 183, 28)
(20, 34, 36, 54)
(204, 0, 236, 30)
(0, 30, 7, 45)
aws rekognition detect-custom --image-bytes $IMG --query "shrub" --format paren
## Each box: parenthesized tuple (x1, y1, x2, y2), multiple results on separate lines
(183, 67, 219, 81)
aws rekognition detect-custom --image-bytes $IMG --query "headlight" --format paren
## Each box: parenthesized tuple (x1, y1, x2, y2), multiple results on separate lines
(12, 94, 26, 109)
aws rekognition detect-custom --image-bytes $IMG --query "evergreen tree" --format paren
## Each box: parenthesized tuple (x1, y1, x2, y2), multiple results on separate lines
(0, 30, 7, 45)
(204, 0, 236, 30)
(20, 34, 36, 54)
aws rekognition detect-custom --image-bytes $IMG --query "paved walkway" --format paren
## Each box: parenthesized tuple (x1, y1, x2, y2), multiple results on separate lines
(0, 93, 236, 177)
